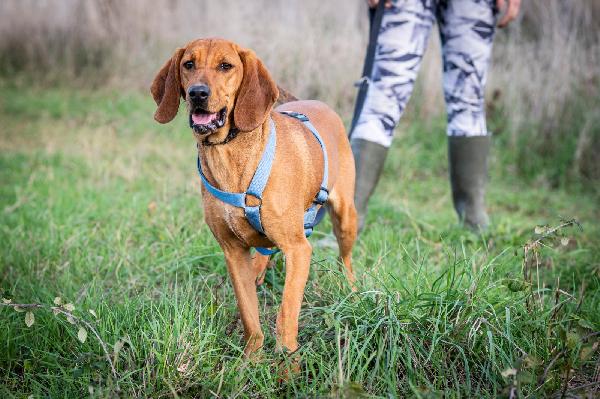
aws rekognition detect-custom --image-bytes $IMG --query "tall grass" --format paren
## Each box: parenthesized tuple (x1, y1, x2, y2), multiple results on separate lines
(0, 0, 365, 112)
(487, 1, 600, 185)
(1, 0, 598, 182)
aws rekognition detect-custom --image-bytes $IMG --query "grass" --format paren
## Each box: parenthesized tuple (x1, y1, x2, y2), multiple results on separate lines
(0, 84, 599, 398)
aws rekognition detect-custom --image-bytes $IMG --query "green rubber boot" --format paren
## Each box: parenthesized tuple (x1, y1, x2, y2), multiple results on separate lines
(351, 138, 389, 233)
(448, 135, 491, 231)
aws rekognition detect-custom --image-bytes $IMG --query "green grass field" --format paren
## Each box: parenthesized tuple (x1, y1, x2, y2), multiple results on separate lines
(1, 85, 599, 398)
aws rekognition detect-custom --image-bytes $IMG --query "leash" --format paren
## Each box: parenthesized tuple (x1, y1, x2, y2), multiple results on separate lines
(349, 0, 386, 136)
(196, 111, 329, 256)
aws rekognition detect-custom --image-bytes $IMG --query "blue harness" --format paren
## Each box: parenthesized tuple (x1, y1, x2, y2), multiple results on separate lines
(196, 111, 328, 255)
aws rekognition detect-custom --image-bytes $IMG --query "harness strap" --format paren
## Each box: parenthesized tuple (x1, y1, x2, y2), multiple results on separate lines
(279, 111, 329, 237)
(196, 157, 246, 207)
(196, 112, 328, 254)
(196, 119, 276, 235)
(244, 119, 277, 234)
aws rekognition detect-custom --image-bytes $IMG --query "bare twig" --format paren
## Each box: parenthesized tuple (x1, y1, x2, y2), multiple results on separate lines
(536, 331, 600, 393)
(524, 219, 581, 252)
(565, 380, 600, 393)
(522, 219, 580, 311)
(559, 362, 571, 399)
(540, 348, 567, 386)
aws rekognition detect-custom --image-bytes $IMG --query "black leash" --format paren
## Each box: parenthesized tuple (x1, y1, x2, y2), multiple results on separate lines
(314, 2, 386, 227)
(349, 0, 386, 136)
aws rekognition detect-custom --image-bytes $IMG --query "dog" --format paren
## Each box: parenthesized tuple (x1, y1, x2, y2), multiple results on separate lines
(151, 38, 357, 359)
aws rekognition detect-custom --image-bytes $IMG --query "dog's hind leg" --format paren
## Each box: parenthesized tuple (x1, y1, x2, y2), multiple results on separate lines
(328, 187, 358, 286)
(223, 244, 264, 358)
(252, 252, 272, 286)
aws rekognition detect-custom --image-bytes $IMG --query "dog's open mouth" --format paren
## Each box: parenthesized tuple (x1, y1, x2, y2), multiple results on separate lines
(189, 107, 227, 134)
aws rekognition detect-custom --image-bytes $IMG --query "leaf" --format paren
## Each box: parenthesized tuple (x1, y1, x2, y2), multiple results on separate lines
(25, 311, 35, 327)
(14, 306, 25, 313)
(501, 368, 517, 378)
(88, 309, 98, 319)
(323, 313, 335, 328)
(207, 303, 216, 316)
(579, 344, 597, 361)
(77, 327, 87, 343)
(517, 370, 535, 384)
(63, 303, 75, 311)
(566, 331, 581, 349)
(53, 297, 62, 305)
(523, 355, 542, 369)
(177, 360, 190, 373)
(560, 237, 570, 246)
(534, 226, 545, 234)
(331, 382, 369, 398)
(23, 359, 33, 372)
(577, 318, 594, 331)
(52, 307, 60, 315)
(504, 278, 530, 292)
(66, 315, 76, 324)
(113, 340, 124, 355)
(2, 298, 11, 304)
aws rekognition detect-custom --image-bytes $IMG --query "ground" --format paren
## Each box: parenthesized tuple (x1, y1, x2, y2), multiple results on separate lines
(0, 85, 598, 398)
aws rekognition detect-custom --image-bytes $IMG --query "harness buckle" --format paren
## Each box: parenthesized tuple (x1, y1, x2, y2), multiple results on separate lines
(354, 76, 371, 88)
(304, 226, 314, 237)
(281, 111, 309, 122)
(245, 193, 262, 207)
(315, 187, 329, 205)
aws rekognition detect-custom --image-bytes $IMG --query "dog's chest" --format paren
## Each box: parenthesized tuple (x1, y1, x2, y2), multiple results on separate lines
(209, 199, 264, 245)
(223, 205, 248, 233)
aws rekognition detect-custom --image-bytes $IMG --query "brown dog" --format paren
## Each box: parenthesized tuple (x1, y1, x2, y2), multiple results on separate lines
(151, 38, 357, 358)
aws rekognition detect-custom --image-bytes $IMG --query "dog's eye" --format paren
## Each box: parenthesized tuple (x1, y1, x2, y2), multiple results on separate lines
(183, 61, 194, 70)
(218, 62, 233, 71)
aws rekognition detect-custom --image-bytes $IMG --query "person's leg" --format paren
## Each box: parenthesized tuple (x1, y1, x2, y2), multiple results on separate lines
(351, 0, 436, 232)
(438, 0, 497, 230)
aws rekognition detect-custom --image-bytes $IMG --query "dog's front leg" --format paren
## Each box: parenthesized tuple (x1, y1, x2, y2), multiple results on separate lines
(276, 237, 312, 353)
(223, 244, 264, 358)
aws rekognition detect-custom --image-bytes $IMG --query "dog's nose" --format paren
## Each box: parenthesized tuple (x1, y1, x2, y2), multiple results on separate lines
(188, 84, 211, 101)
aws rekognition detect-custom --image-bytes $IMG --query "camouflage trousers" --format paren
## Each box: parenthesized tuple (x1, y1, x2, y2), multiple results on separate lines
(352, 0, 498, 147)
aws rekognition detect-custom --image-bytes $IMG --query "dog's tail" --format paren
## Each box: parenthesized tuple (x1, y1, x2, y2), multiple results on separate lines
(276, 85, 299, 105)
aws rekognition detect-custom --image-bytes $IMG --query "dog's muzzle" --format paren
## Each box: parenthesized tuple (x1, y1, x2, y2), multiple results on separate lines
(189, 106, 227, 134)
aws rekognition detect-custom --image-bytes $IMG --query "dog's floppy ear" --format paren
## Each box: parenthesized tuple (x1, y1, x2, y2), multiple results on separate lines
(151, 48, 185, 124)
(234, 48, 279, 132)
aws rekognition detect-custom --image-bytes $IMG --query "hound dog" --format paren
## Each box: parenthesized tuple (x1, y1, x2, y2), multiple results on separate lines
(151, 38, 357, 360)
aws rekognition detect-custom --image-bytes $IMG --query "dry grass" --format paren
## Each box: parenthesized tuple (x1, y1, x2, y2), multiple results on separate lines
(490, 1, 600, 136)
(0, 0, 366, 112)
(1, 0, 598, 180)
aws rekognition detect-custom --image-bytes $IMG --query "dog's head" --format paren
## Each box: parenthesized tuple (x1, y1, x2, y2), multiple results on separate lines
(151, 38, 279, 136)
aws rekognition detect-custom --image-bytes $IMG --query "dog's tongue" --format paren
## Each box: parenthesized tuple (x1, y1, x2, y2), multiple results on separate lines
(192, 112, 217, 125)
